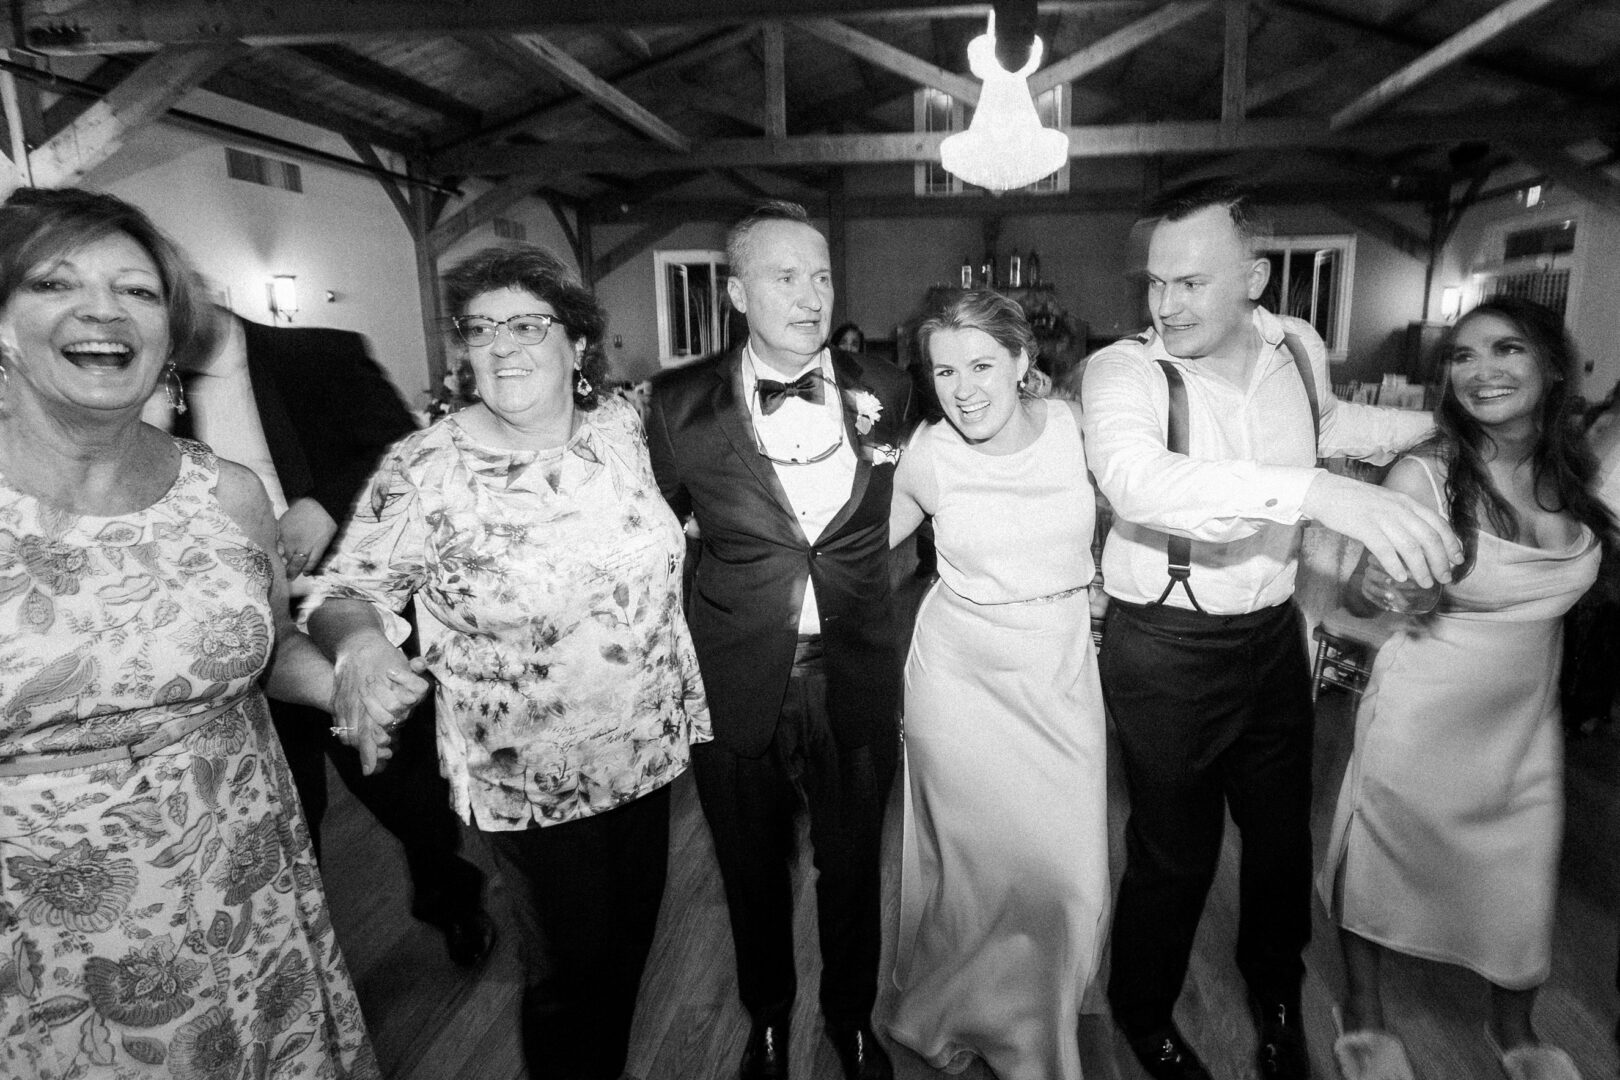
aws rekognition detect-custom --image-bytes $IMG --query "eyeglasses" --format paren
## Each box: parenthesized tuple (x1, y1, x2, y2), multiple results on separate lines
(453, 313, 567, 347)
(748, 392, 845, 466)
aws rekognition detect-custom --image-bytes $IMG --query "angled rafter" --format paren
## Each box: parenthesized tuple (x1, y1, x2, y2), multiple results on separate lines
(345, 136, 414, 230)
(1245, 46, 1362, 112)
(286, 44, 482, 130)
(428, 176, 542, 257)
(443, 27, 754, 153)
(762, 22, 787, 139)
(593, 219, 682, 282)
(1, 70, 32, 188)
(505, 32, 693, 152)
(433, 109, 1620, 177)
(1507, 141, 1620, 214)
(1029, 0, 1216, 95)
(1221, 0, 1247, 122)
(1330, 0, 1570, 128)
(29, 43, 243, 187)
(797, 19, 981, 105)
(1275, 0, 1601, 107)
(1328, 205, 1428, 260)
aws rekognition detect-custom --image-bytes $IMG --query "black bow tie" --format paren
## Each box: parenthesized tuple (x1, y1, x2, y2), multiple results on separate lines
(756, 370, 826, 415)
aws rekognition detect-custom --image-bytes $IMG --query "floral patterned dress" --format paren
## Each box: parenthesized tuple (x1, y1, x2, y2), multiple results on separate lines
(0, 440, 377, 1080)
(304, 396, 710, 832)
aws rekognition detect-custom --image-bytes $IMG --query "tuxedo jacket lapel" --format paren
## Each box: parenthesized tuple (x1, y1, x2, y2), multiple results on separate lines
(818, 352, 874, 542)
(713, 350, 801, 526)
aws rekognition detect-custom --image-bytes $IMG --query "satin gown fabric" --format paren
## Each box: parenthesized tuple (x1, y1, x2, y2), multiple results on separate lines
(1321, 456, 1599, 988)
(887, 401, 1110, 1079)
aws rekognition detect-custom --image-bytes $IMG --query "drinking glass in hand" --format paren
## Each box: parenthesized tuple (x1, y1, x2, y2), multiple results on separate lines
(1362, 554, 1443, 615)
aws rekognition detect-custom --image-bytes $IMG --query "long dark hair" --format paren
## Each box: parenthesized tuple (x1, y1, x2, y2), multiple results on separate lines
(1430, 297, 1617, 579)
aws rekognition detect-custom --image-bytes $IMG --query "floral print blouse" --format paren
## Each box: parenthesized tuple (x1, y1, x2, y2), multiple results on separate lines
(304, 396, 710, 831)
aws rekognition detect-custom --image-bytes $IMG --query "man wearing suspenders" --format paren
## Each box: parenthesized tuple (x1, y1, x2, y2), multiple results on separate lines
(1082, 183, 1463, 1080)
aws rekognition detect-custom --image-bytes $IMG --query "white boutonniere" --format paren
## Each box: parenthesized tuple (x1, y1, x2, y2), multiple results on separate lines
(846, 389, 883, 435)
(870, 443, 901, 467)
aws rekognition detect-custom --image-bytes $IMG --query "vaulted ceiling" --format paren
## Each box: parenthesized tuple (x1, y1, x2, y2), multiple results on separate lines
(2, 0, 1618, 275)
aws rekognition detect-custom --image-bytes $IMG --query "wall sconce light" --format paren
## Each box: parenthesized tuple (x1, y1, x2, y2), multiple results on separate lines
(938, 11, 1068, 193)
(1440, 286, 1462, 322)
(268, 275, 299, 322)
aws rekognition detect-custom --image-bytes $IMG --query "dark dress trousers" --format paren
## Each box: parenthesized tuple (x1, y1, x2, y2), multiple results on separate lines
(646, 346, 913, 1025)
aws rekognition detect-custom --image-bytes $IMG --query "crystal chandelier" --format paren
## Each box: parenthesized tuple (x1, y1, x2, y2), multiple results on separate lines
(939, 12, 1069, 193)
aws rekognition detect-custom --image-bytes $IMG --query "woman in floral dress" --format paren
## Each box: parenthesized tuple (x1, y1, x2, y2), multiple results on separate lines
(0, 188, 419, 1079)
(306, 244, 710, 1080)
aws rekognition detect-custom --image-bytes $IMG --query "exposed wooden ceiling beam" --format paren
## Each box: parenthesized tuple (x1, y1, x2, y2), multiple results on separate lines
(1244, 46, 1363, 113)
(1327, 204, 1429, 260)
(762, 22, 787, 139)
(1506, 141, 1620, 215)
(797, 19, 981, 105)
(1221, 0, 1247, 123)
(504, 32, 693, 152)
(28, 43, 243, 188)
(1272, 0, 1598, 109)
(432, 109, 1619, 176)
(1332, 0, 1568, 129)
(8, 0, 1008, 52)
(590, 179, 1442, 225)
(437, 27, 754, 153)
(1028, 0, 1216, 95)
(284, 44, 482, 130)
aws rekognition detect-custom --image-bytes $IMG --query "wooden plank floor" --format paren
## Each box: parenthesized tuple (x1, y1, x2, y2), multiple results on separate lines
(314, 549, 1620, 1080)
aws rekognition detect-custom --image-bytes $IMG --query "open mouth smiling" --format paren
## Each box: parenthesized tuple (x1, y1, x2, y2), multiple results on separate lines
(61, 341, 135, 368)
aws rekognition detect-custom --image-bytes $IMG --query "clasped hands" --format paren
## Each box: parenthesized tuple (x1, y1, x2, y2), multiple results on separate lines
(329, 640, 432, 775)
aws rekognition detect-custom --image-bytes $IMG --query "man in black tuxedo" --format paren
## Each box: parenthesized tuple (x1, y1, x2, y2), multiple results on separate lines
(646, 202, 912, 1080)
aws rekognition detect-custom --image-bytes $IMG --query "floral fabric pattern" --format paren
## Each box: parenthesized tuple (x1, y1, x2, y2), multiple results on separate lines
(0, 441, 378, 1080)
(305, 396, 711, 830)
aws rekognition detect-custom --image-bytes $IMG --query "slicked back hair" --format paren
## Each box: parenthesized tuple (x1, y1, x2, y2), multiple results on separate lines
(726, 200, 814, 280)
(1146, 180, 1272, 256)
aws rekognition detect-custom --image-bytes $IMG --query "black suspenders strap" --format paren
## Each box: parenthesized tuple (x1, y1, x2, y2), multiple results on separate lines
(1282, 332, 1322, 448)
(1153, 359, 1203, 612)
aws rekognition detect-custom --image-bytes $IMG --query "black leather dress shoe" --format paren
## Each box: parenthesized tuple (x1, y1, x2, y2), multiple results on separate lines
(740, 1018, 790, 1080)
(825, 1024, 892, 1080)
(1250, 996, 1308, 1080)
(432, 908, 495, 968)
(1126, 1026, 1214, 1080)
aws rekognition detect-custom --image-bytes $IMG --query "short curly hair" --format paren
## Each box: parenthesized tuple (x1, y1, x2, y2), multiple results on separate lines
(440, 244, 610, 410)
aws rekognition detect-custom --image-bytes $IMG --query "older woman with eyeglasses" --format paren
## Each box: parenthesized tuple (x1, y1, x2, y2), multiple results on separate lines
(305, 244, 709, 1080)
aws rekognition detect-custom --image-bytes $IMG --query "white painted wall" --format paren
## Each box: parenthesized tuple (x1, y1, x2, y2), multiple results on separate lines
(83, 90, 577, 412)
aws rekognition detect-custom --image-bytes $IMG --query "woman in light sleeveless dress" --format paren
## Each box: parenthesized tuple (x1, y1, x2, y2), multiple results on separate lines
(1321, 298, 1614, 1080)
(0, 188, 415, 1080)
(887, 291, 1109, 1080)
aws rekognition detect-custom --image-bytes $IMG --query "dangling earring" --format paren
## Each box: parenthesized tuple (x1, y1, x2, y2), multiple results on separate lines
(574, 366, 592, 398)
(165, 362, 187, 414)
(0, 357, 9, 410)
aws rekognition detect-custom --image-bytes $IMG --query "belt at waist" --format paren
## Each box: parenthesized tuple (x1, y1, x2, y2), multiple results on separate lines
(0, 693, 250, 778)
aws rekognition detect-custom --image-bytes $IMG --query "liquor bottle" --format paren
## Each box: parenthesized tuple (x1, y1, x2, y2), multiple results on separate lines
(960, 255, 973, 289)
(1026, 249, 1042, 286)
(980, 250, 996, 289)
(1007, 251, 1022, 288)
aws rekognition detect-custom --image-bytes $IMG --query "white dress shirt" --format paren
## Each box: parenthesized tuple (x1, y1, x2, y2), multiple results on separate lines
(1082, 306, 1434, 614)
(742, 344, 857, 635)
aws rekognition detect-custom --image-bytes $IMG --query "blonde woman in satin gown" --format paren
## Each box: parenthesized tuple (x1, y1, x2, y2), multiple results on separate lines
(886, 291, 1109, 1080)
(1321, 298, 1613, 1080)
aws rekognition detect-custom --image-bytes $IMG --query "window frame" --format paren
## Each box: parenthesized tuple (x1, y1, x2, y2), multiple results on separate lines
(653, 249, 731, 368)
(1257, 234, 1357, 362)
